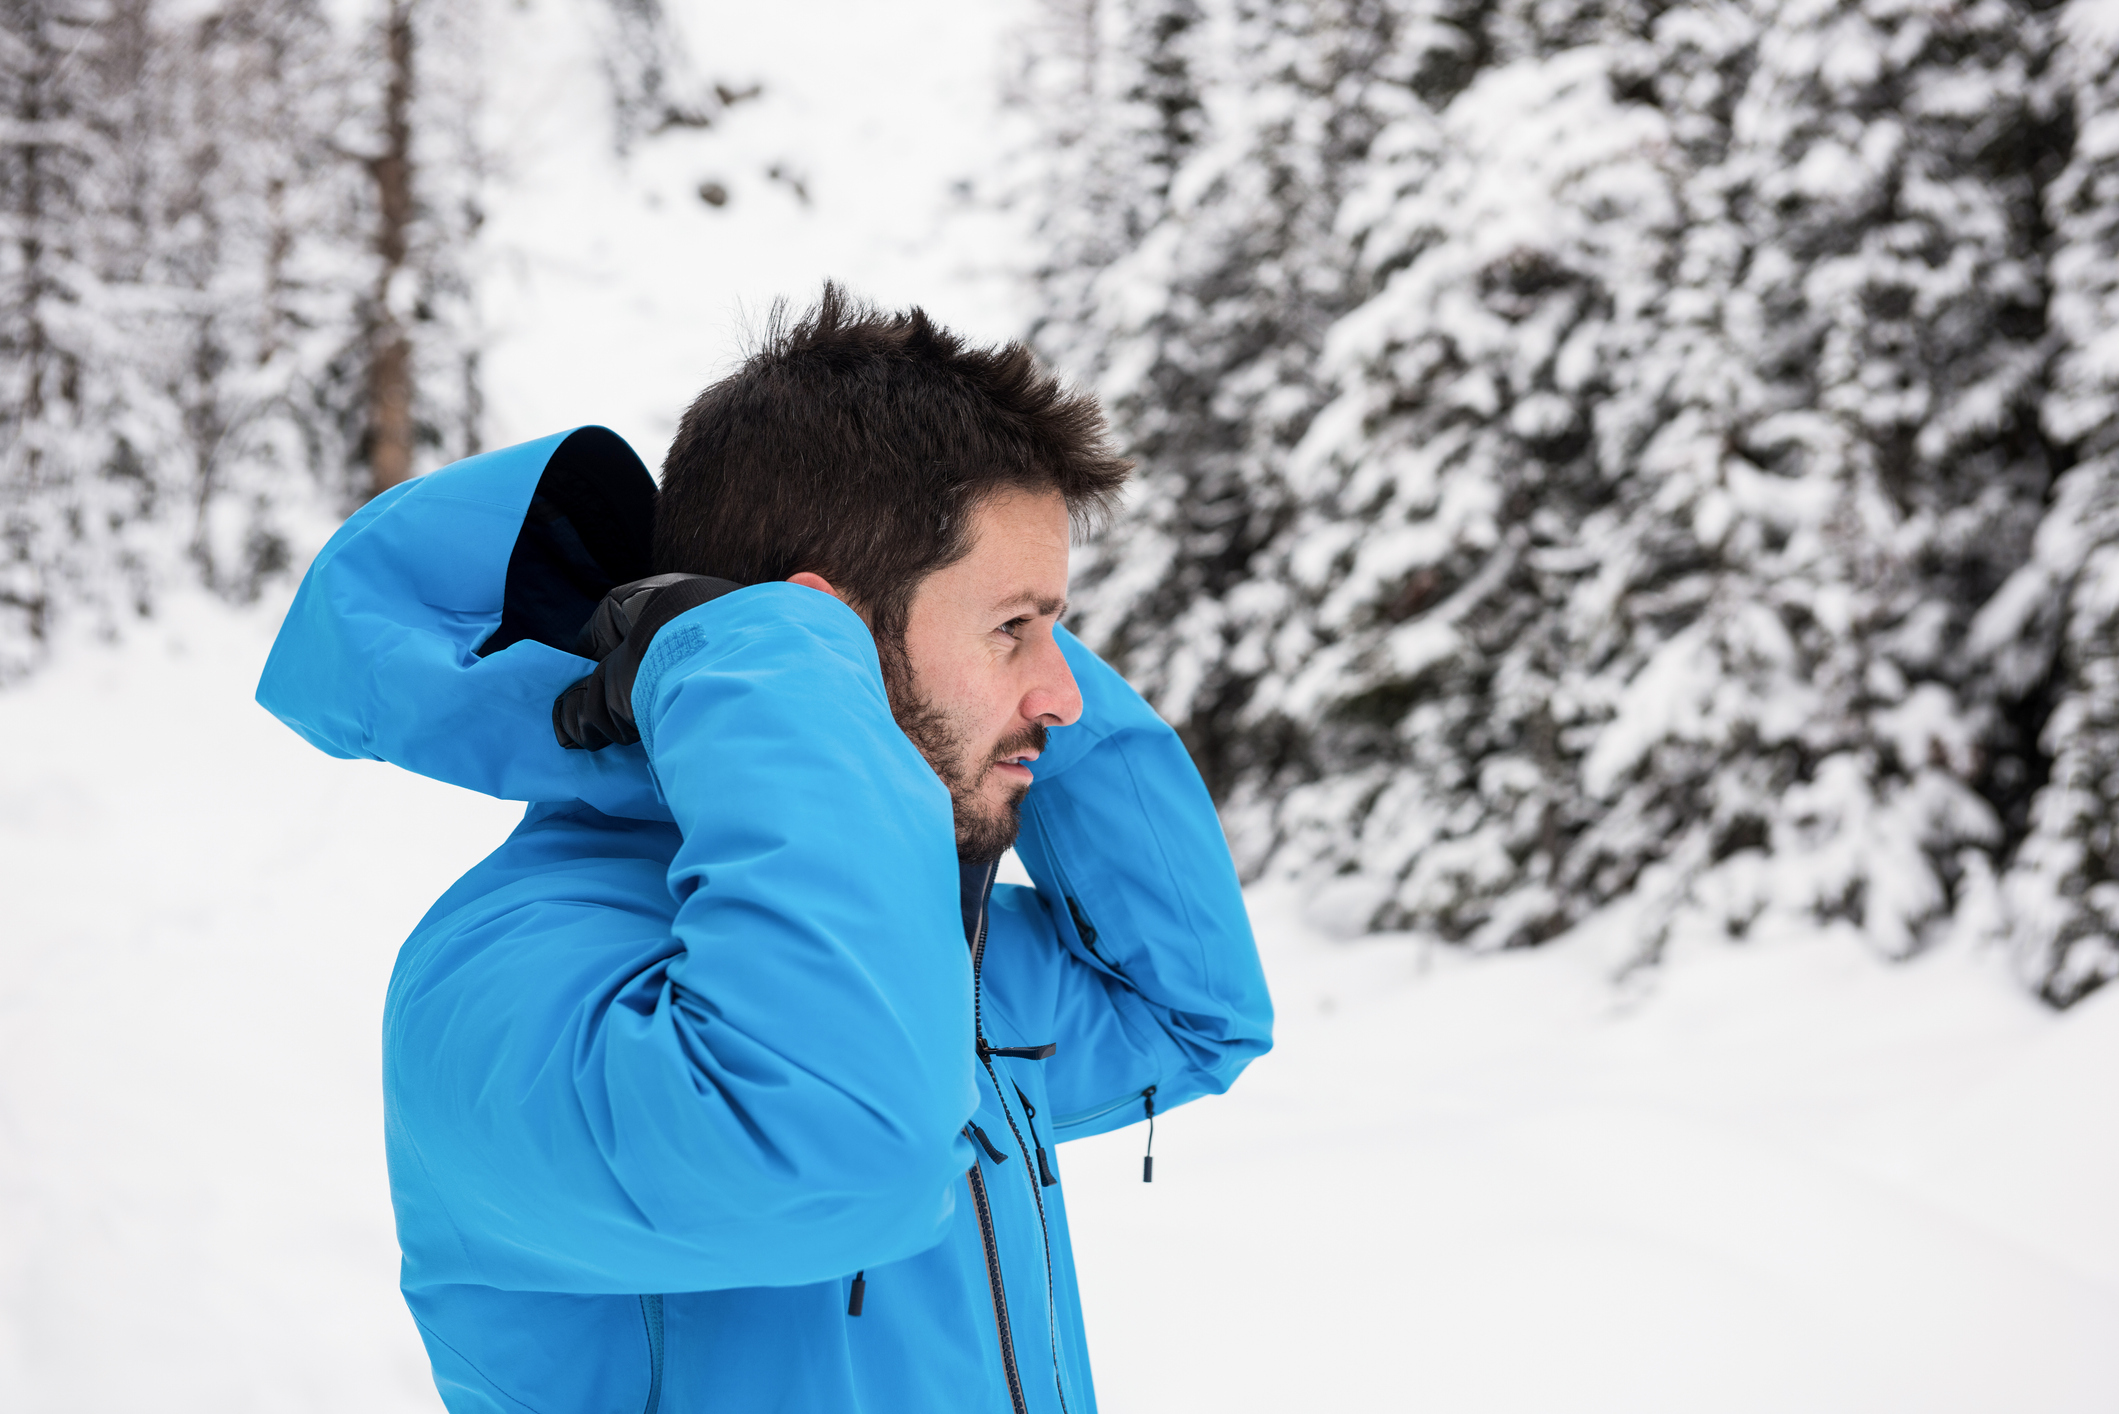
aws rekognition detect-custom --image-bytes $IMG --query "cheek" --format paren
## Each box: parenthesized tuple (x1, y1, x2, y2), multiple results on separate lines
(912, 650, 1001, 728)
(949, 665, 1023, 744)
(962, 679, 1020, 744)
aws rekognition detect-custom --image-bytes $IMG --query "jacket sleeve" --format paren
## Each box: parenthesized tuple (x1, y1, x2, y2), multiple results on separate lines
(1008, 626, 1274, 1138)
(384, 584, 978, 1294)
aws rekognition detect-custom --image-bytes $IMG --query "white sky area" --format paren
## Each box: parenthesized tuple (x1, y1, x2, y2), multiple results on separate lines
(2, 2, 2118, 1409)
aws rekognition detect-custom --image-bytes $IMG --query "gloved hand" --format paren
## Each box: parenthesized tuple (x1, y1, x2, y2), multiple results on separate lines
(553, 572, 740, 750)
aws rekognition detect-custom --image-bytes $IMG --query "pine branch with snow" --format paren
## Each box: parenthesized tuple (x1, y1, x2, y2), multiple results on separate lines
(1981, 0, 2119, 1003)
(1026, 0, 2103, 1000)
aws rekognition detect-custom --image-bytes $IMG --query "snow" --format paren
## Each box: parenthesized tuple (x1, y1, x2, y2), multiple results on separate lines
(474, 0, 1039, 463)
(1065, 886, 2119, 1413)
(1, 597, 2113, 1411)
(5, 1, 2118, 1408)
(0, 596, 517, 1412)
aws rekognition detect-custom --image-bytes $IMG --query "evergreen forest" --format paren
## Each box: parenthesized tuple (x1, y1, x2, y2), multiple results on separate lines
(7, 0, 2119, 1006)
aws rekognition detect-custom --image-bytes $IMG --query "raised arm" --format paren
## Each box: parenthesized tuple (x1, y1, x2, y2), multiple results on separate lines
(385, 584, 978, 1293)
(1005, 626, 1274, 1138)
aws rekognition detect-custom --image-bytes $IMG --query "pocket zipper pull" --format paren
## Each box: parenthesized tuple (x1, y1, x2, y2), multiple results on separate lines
(965, 1121, 1009, 1164)
(847, 1271, 865, 1317)
(1013, 1083, 1061, 1188)
(1142, 1086, 1157, 1183)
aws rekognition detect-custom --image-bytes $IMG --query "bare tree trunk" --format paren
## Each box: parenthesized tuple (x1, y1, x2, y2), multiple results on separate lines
(365, 0, 415, 497)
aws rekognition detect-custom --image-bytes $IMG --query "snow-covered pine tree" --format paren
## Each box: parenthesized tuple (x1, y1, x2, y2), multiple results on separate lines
(1035, 0, 2073, 980)
(1233, 4, 1692, 948)
(0, 0, 754, 675)
(155, 0, 369, 592)
(584, 0, 745, 150)
(1541, 0, 2065, 965)
(342, 0, 731, 498)
(1017, 0, 1211, 384)
(0, 0, 175, 674)
(1977, 0, 2119, 1004)
(1029, 0, 1416, 800)
(0, 0, 379, 668)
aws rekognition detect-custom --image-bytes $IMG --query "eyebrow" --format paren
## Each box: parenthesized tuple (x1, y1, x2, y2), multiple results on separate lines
(995, 593, 1068, 620)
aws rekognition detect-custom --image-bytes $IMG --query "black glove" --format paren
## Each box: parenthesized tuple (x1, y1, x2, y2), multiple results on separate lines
(553, 572, 740, 751)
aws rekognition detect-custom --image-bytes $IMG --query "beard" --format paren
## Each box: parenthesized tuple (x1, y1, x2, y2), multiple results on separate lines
(878, 637, 1045, 863)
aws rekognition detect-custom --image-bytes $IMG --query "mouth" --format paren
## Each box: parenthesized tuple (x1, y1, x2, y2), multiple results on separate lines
(990, 747, 1039, 784)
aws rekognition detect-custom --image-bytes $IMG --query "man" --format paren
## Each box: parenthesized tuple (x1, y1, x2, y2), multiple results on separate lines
(258, 288, 1272, 1412)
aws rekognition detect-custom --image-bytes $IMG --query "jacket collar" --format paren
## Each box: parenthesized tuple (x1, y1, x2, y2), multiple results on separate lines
(959, 856, 1000, 947)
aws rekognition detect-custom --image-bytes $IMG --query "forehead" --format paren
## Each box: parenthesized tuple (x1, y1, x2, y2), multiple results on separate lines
(927, 487, 1070, 612)
(965, 486, 1070, 555)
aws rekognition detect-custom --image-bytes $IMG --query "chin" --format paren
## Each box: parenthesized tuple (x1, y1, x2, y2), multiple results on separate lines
(955, 795, 1027, 864)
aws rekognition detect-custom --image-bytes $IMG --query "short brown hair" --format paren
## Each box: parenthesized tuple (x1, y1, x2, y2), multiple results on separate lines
(654, 284, 1132, 644)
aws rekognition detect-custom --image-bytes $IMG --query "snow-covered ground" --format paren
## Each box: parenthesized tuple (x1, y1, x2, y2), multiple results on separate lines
(1065, 893, 2119, 1413)
(3, 2, 2117, 1408)
(1, 596, 2114, 1412)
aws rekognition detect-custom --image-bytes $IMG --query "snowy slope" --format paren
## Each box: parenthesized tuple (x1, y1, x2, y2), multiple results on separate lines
(1, 595, 2113, 1412)
(1064, 889, 2119, 1412)
(2, 1, 2116, 1409)
(0, 596, 520, 1412)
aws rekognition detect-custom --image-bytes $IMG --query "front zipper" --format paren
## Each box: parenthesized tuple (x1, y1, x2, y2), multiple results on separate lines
(966, 1163, 1029, 1414)
(969, 859, 1073, 1414)
(637, 1294, 665, 1414)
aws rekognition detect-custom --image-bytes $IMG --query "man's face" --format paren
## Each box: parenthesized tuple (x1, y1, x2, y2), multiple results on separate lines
(888, 488, 1082, 862)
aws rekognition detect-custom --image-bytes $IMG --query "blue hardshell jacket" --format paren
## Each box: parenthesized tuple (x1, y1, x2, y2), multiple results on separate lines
(256, 427, 1274, 1414)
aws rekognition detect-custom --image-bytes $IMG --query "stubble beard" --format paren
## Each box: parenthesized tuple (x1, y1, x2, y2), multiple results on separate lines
(878, 636, 1044, 864)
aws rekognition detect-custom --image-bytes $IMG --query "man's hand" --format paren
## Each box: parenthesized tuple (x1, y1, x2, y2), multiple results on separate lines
(553, 573, 740, 750)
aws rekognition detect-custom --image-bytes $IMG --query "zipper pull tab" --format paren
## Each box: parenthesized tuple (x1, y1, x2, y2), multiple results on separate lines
(965, 1121, 1009, 1164)
(1013, 1083, 1061, 1188)
(1142, 1086, 1157, 1183)
(981, 1041, 1058, 1061)
(847, 1271, 865, 1317)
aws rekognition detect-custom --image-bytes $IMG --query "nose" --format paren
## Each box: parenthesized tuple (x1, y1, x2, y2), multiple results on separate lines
(1022, 633, 1083, 728)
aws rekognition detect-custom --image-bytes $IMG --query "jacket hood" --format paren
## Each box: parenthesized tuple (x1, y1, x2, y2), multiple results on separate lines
(257, 427, 674, 819)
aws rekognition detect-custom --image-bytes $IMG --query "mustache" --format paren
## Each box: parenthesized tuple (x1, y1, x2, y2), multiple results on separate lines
(991, 723, 1048, 765)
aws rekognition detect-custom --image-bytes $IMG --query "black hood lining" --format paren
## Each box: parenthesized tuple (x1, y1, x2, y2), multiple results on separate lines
(477, 426, 658, 658)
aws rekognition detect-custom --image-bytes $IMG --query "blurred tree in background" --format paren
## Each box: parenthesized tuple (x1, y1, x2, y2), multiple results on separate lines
(1022, 0, 2119, 1005)
(0, 0, 468, 672)
(0, 0, 715, 675)
(1977, 0, 2119, 1004)
(9, 0, 2119, 1006)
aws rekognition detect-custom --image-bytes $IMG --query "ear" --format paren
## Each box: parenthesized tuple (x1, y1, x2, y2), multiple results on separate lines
(787, 571, 843, 600)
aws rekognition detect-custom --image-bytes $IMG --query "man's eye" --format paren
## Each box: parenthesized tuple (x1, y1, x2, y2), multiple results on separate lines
(996, 618, 1027, 639)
